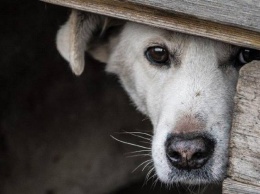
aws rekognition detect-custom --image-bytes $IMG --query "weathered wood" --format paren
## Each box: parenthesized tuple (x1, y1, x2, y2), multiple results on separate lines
(41, 0, 260, 50)
(223, 178, 260, 194)
(224, 61, 260, 192)
(129, 0, 260, 32)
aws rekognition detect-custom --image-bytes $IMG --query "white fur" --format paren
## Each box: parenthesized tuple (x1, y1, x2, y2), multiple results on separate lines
(105, 23, 239, 184)
(56, 20, 71, 63)
(57, 15, 239, 185)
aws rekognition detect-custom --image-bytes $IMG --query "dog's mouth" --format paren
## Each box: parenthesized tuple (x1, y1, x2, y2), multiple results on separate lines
(167, 160, 215, 184)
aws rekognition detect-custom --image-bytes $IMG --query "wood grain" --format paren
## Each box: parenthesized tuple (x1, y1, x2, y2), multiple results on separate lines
(129, 0, 260, 32)
(41, 0, 260, 50)
(223, 178, 260, 194)
(227, 61, 260, 187)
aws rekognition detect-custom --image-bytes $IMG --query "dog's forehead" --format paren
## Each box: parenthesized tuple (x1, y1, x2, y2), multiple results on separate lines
(123, 22, 188, 48)
(123, 22, 237, 57)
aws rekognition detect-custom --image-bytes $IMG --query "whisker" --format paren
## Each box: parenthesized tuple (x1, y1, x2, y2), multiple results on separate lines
(139, 140, 151, 144)
(201, 184, 209, 194)
(187, 183, 197, 194)
(126, 153, 151, 158)
(132, 159, 152, 173)
(111, 135, 151, 149)
(125, 150, 151, 155)
(127, 133, 152, 142)
(122, 131, 152, 141)
(119, 131, 152, 137)
(142, 161, 153, 171)
(151, 177, 159, 189)
(146, 170, 156, 183)
(142, 168, 152, 186)
(142, 117, 149, 122)
(175, 182, 181, 194)
(145, 167, 155, 183)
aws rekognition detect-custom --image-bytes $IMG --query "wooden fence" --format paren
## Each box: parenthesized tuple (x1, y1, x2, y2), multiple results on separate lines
(223, 61, 260, 194)
(41, 0, 260, 193)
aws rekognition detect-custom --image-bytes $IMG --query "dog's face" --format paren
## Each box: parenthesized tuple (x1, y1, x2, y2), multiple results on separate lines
(106, 23, 239, 184)
(57, 12, 243, 185)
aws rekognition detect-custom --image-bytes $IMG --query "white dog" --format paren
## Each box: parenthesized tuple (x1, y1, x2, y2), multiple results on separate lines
(56, 10, 254, 185)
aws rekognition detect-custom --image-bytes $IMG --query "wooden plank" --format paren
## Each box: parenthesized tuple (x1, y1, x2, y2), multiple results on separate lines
(227, 61, 260, 187)
(40, 0, 260, 50)
(223, 178, 260, 194)
(129, 0, 260, 33)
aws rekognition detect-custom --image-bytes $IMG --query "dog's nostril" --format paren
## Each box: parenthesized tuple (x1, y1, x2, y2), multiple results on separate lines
(192, 151, 207, 160)
(168, 151, 182, 161)
(165, 135, 214, 170)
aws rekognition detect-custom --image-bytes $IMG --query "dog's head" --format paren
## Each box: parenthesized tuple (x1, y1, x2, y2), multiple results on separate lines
(56, 10, 256, 185)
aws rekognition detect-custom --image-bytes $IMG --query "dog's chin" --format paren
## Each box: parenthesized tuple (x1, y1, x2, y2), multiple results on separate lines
(154, 156, 226, 185)
(156, 168, 224, 185)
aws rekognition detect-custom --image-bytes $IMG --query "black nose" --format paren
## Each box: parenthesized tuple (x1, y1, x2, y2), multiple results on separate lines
(165, 135, 214, 170)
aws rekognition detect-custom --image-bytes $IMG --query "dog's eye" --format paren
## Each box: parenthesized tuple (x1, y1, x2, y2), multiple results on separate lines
(238, 48, 260, 64)
(145, 46, 170, 66)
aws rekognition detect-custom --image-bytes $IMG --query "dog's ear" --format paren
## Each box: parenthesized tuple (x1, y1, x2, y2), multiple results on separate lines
(56, 9, 123, 75)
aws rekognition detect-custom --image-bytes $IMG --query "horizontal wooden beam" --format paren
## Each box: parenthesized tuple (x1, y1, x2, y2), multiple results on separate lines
(41, 0, 260, 50)
(129, 0, 260, 33)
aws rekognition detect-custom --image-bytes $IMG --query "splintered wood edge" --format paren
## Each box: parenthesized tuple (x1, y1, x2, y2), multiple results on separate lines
(41, 0, 260, 50)
(223, 179, 260, 194)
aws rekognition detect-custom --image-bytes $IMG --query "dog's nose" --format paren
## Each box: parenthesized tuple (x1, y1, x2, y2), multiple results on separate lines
(165, 135, 214, 170)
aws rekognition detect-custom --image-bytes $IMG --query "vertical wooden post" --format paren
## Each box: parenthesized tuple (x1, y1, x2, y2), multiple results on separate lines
(223, 61, 260, 194)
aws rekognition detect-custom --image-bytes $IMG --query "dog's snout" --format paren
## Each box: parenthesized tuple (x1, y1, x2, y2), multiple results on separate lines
(166, 135, 214, 170)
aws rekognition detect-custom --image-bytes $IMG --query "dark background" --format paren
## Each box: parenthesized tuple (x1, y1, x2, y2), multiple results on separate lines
(0, 1, 221, 193)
